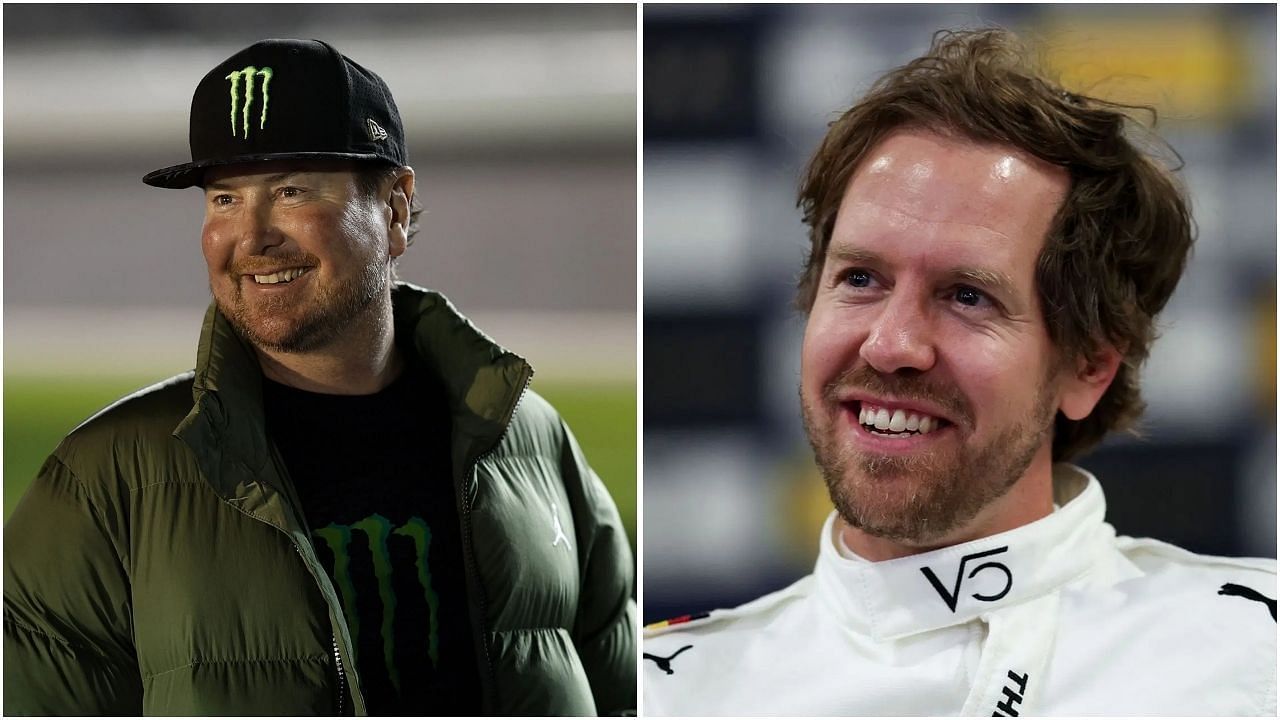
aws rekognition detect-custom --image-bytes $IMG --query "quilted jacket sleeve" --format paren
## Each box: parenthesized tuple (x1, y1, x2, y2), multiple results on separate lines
(559, 419, 637, 716)
(4, 453, 142, 715)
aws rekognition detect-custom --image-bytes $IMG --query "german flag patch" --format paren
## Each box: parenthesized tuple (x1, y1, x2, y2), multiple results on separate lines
(644, 612, 711, 631)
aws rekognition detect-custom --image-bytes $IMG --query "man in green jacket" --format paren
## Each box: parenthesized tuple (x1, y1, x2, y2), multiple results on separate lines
(4, 38, 636, 716)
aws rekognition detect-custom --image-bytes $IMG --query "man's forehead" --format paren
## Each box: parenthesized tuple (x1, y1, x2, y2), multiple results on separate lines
(830, 128, 1068, 275)
(843, 128, 1069, 226)
(829, 194, 1025, 274)
(201, 159, 359, 188)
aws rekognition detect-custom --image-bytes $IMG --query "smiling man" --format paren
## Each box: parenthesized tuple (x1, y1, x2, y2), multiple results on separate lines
(643, 29, 1274, 716)
(4, 39, 635, 716)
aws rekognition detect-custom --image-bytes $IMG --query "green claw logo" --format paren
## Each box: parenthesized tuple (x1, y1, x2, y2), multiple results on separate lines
(313, 514, 441, 693)
(225, 65, 273, 138)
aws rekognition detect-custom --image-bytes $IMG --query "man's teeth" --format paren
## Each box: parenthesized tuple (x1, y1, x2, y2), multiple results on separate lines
(857, 404, 940, 435)
(253, 268, 308, 284)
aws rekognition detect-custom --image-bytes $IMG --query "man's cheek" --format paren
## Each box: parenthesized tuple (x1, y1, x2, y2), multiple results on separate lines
(804, 320, 853, 381)
(200, 231, 229, 271)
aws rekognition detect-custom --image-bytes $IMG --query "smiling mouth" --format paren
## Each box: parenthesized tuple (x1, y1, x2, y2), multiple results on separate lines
(250, 268, 311, 285)
(852, 400, 952, 438)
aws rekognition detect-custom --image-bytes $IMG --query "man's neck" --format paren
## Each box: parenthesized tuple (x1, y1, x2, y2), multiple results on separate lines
(839, 450, 1056, 562)
(255, 300, 405, 395)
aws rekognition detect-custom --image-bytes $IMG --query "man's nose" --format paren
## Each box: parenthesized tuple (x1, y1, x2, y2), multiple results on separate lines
(236, 200, 283, 254)
(859, 291, 936, 374)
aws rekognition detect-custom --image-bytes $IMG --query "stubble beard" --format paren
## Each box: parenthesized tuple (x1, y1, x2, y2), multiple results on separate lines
(801, 365, 1056, 545)
(218, 250, 389, 354)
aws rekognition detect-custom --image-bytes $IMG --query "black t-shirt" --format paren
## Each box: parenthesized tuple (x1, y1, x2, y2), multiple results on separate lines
(262, 365, 482, 716)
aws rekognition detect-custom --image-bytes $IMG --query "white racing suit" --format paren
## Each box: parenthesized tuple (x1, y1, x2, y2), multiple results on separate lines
(643, 465, 1276, 716)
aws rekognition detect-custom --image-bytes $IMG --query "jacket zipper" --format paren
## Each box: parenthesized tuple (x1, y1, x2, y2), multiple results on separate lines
(332, 634, 347, 716)
(290, 539, 354, 716)
(216, 493, 361, 715)
(460, 371, 531, 714)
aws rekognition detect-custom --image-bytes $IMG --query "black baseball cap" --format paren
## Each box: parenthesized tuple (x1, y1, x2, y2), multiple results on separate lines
(143, 38, 406, 189)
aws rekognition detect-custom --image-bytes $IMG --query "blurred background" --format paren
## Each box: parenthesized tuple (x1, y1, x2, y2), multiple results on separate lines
(3, 4, 637, 551)
(643, 4, 1276, 623)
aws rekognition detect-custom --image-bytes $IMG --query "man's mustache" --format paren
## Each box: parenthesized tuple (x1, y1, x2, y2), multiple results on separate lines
(824, 364, 973, 428)
(230, 252, 319, 276)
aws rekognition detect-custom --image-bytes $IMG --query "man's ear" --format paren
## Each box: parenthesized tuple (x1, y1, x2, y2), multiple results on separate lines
(387, 166, 415, 259)
(1058, 343, 1123, 421)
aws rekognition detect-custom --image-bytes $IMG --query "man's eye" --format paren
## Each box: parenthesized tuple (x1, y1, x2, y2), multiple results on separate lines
(212, 194, 234, 206)
(843, 269, 875, 288)
(953, 286, 990, 308)
(279, 186, 303, 198)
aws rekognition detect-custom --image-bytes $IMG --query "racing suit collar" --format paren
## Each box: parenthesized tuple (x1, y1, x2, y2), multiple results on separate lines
(813, 464, 1112, 640)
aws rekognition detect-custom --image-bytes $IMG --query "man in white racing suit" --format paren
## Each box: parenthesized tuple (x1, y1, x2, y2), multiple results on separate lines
(645, 465, 1276, 715)
(643, 28, 1276, 716)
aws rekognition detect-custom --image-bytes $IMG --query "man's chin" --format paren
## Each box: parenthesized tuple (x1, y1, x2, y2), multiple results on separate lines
(825, 460, 983, 545)
(840, 502, 962, 545)
(222, 304, 321, 354)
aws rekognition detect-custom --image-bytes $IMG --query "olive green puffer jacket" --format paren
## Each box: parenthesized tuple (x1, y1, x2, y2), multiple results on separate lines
(4, 284, 636, 715)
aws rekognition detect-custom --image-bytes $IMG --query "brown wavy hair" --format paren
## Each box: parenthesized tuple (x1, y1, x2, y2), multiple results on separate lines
(796, 28, 1195, 461)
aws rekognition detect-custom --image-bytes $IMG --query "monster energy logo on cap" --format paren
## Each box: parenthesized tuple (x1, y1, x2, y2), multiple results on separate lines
(225, 66, 274, 138)
(143, 38, 408, 189)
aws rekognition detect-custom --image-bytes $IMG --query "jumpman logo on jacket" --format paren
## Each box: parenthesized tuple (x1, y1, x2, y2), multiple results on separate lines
(1218, 583, 1277, 621)
(550, 502, 571, 550)
(644, 645, 693, 675)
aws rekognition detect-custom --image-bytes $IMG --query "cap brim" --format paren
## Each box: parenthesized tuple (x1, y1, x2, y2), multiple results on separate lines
(142, 151, 397, 189)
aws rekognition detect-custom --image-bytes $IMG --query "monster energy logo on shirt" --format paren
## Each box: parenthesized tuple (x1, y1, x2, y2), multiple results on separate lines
(313, 514, 441, 693)
(225, 65, 273, 138)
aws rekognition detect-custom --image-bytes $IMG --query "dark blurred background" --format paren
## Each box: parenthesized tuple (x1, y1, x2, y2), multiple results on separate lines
(3, 4, 637, 549)
(642, 3, 1276, 624)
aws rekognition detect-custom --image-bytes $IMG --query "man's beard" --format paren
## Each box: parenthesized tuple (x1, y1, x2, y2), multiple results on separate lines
(218, 251, 388, 354)
(801, 364, 1055, 545)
